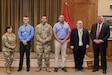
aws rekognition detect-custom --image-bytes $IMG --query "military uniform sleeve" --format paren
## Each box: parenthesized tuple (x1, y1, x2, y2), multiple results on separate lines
(35, 26, 43, 42)
(2, 34, 11, 48)
(14, 34, 17, 46)
(45, 25, 52, 42)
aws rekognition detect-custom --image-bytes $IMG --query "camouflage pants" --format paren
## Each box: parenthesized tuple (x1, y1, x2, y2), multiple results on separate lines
(36, 43, 51, 67)
(3, 51, 14, 67)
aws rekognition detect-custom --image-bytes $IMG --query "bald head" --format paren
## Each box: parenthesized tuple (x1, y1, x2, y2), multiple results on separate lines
(76, 20, 83, 29)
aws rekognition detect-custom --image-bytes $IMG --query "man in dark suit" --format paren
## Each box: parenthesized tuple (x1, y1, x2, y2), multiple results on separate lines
(70, 20, 90, 71)
(90, 16, 110, 74)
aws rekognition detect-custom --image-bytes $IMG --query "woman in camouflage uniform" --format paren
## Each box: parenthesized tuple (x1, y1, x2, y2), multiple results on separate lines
(2, 26, 16, 74)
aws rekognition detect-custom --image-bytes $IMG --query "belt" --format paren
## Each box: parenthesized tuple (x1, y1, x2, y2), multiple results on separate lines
(78, 46, 83, 47)
(59, 39, 64, 40)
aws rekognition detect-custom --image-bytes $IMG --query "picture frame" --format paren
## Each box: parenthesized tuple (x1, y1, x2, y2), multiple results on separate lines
(103, 15, 112, 26)
(103, 15, 112, 38)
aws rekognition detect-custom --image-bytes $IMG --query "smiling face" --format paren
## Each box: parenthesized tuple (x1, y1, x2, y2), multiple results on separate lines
(76, 20, 83, 29)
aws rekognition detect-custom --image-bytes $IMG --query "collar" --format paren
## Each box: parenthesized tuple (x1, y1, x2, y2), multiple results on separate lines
(97, 22, 103, 25)
(77, 28, 83, 30)
(41, 23, 48, 25)
(23, 23, 29, 26)
(59, 21, 65, 24)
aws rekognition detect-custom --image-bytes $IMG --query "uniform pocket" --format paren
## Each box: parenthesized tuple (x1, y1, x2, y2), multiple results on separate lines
(4, 51, 10, 57)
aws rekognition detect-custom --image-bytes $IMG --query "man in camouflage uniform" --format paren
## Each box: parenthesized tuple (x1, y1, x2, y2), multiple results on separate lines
(2, 26, 16, 74)
(35, 16, 52, 72)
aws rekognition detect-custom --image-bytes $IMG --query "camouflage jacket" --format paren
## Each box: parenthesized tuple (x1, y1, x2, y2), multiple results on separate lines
(2, 33, 16, 51)
(35, 23, 52, 44)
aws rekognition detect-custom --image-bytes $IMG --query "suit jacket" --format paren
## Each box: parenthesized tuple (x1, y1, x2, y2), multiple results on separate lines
(70, 28, 90, 51)
(90, 23, 110, 47)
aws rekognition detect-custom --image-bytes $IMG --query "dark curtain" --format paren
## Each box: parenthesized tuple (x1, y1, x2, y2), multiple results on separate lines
(0, 0, 61, 51)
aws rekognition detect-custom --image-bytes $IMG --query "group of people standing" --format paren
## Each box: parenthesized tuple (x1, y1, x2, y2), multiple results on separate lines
(2, 15, 110, 74)
(70, 15, 110, 74)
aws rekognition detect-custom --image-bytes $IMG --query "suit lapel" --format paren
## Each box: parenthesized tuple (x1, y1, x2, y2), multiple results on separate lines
(98, 23, 104, 37)
(95, 23, 104, 38)
(94, 24, 97, 37)
(82, 28, 85, 41)
(76, 28, 84, 42)
(76, 29, 79, 40)
(100, 23, 104, 33)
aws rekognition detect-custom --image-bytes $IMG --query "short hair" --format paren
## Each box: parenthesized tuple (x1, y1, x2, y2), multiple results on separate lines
(42, 15, 47, 17)
(59, 14, 64, 17)
(6, 26, 12, 32)
(41, 15, 47, 18)
(98, 15, 104, 18)
(77, 20, 83, 23)
(24, 16, 28, 17)
(23, 16, 29, 18)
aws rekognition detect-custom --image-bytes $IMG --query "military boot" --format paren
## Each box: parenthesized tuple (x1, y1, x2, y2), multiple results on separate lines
(46, 66, 51, 72)
(36, 67, 41, 72)
(6, 67, 11, 74)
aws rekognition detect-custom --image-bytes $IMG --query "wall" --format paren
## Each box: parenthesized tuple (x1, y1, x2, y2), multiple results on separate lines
(98, 0, 112, 15)
(0, 0, 61, 51)
(61, 0, 112, 60)
(61, 0, 98, 30)
(98, 0, 112, 60)
(61, 0, 98, 54)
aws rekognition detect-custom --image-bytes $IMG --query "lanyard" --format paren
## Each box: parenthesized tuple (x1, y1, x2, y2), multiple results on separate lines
(60, 23, 64, 29)
(42, 24, 45, 30)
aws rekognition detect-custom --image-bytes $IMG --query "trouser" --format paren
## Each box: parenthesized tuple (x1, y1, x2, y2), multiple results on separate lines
(93, 43, 107, 71)
(36, 43, 51, 67)
(18, 41, 31, 69)
(4, 51, 14, 67)
(73, 46, 86, 70)
(54, 40, 67, 68)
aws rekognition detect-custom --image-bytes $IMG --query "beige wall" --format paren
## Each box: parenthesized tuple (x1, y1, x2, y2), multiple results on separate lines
(98, 0, 112, 15)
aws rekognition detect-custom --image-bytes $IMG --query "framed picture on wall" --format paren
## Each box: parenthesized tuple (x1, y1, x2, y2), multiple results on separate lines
(103, 16, 112, 26)
(103, 15, 112, 38)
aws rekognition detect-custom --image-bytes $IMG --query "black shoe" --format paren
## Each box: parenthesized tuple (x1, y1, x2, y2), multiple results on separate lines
(75, 69, 79, 72)
(103, 71, 106, 74)
(18, 68, 22, 72)
(79, 69, 85, 72)
(54, 68, 58, 72)
(92, 69, 98, 72)
(27, 68, 30, 72)
(62, 67, 67, 72)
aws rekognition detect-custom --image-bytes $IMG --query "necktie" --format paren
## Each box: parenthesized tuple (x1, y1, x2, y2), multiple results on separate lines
(60, 22, 64, 29)
(24, 24, 27, 40)
(61, 24, 64, 29)
(96, 23, 101, 39)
